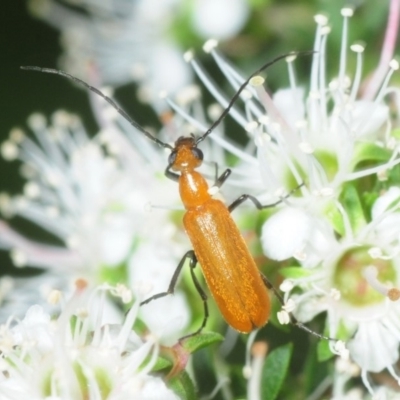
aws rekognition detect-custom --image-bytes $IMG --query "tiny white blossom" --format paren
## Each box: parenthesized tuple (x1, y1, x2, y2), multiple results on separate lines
(0, 281, 180, 400)
(0, 111, 190, 341)
(165, 5, 400, 396)
(28, 0, 192, 105)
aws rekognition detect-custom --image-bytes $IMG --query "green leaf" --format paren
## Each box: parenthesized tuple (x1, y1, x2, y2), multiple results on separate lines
(303, 341, 329, 396)
(169, 370, 197, 400)
(316, 339, 334, 362)
(151, 355, 173, 372)
(280, 266, 313, 279)
(261, 343, 293, 400)
(339, 184, 366, 234)
(248, 0, 270, 9)
(351, 142, 392, 168)
(180, 332, 224, 354)
(324, 201, 345, 235)
(391, 128, 400, 139)
(99, 260, 129, 286)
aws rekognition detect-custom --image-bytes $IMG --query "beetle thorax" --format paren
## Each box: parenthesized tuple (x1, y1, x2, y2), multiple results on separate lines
(179, 171, 210, 209)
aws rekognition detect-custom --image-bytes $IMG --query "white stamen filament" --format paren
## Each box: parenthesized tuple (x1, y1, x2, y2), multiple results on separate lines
(258, 119, 305, 189)
(309, 17, 326, 130)
(210, 46, 258, 98)
(188, 57, 249, 126)
(209, 49, 270, 123)
(361, 369, 374, 396)
(363, 265, 400, 301)
(338, 9, 353, 86)
(252, 85, 292, 133)
(318, 30, 329, 131)
(286, 58, 303, 122)
(387, 364, 400, 385)
(244, 330, 258, 379)
(162, 96, 258, 165)
(247, 341, 268, 400)
(349, 44, 365, 103)
(355, 61, 398, 136)
(374, 60, 398, 104)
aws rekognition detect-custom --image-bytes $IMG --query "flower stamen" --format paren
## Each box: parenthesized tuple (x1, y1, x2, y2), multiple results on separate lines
(363, 265, 400, 301)
(247, 341, 268, 400)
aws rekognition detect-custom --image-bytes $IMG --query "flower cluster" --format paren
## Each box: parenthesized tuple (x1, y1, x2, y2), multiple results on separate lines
(0, 110, 190, 342)
(27, 0, 250, 106)
(0, 279, 180, 400)
(169, 6, 400, 398)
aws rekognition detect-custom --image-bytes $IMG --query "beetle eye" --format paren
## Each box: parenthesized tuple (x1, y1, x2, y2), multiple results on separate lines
(168, 151, 177, 166)
(191, 147, 203, 161)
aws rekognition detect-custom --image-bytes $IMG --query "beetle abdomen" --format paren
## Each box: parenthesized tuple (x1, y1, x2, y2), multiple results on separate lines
(184, 199, 270, 333)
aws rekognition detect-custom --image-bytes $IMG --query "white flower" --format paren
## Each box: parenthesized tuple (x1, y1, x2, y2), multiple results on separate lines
(178, 10, 400, 211)
(0, 111, 173, 271)
(28, 0, 192, 104)
(282, 188, 400, 394)
(191, 0, 250, 40)
(0, 280, 180, 400)
(260, 206, 334, 263)
(0, 110, 190, 341)
(160, 5, 400, 396)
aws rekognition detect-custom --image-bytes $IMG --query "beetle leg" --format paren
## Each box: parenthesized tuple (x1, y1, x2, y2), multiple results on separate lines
(140, 250, 209, 340)
(206, 161, 219, 182)
(179, 257, 210, 341)
(260, 273, 336, 342)
(165, 165, 180, 182)
(213, 168, 232, 188)
(140, 250, 194, 306)
(228, 183, 304, 212)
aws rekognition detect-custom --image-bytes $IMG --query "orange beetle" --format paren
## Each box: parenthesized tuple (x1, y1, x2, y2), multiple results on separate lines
(166, 136, 271, 333)
(22, 53, 329, 340)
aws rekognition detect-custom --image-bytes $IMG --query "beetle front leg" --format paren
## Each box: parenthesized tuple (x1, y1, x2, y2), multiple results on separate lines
(165, 165, 180, 182)
(213, 168, 232, 188)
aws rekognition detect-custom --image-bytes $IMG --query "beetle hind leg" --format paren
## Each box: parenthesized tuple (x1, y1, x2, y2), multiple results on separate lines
(140, 250, 210, 342)
(178, 253, 210, 342)
(140, 250, 194, 306)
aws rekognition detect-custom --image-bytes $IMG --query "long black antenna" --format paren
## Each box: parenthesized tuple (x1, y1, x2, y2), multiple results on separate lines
(195, 51, 311, 145)
(20, 66, 174, 150)
(21, 51, 311, 149)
